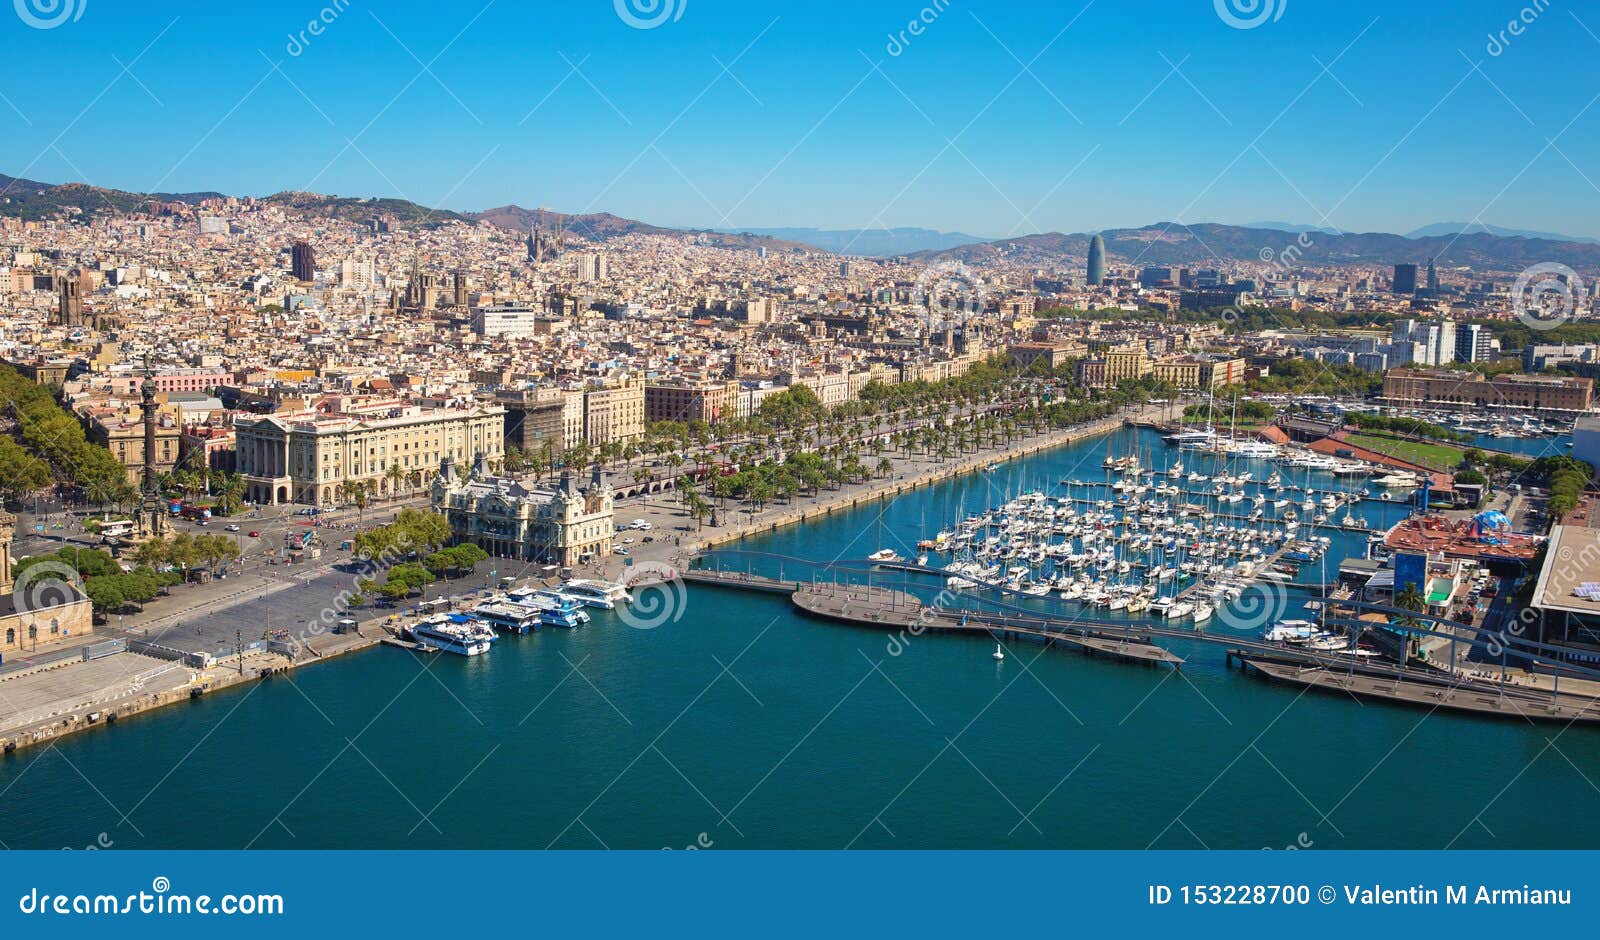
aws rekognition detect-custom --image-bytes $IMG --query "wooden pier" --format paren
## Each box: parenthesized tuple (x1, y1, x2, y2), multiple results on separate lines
(791, 583, 1184, 667)
(1048, 492, 1375, 535)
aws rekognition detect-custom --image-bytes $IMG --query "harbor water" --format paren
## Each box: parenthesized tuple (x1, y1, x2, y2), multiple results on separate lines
(1, 428, 1594, 850)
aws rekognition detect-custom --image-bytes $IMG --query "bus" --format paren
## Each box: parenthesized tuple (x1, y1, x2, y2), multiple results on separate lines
(98, 520, 136, 541)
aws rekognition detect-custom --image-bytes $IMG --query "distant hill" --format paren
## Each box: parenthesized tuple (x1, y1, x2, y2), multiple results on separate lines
(721, 226, 990, 256)
(1236, 221, 1345, 235)
(1405, 221, 1600, 245)
(466, 205, 819, 252)
(915, 222, 1600, 271)
(261, 191, 465, 226)
(0, 173, 225, 221)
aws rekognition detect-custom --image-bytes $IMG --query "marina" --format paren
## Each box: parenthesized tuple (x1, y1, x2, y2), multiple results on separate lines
(5, 423, 1600, 851)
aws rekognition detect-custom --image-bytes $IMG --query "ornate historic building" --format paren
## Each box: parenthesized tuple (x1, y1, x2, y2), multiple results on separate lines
(236, 401, 504, 506)
(432, 456, 614, 568)
(0, 511, 94, 655)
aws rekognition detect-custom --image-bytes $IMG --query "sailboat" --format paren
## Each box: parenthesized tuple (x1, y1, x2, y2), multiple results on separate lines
(992, 643, 1005, 661)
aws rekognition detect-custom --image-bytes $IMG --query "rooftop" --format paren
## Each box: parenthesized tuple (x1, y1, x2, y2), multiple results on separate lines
(1383, 514, 1544, 563)
(1531, 525, 1600, 617)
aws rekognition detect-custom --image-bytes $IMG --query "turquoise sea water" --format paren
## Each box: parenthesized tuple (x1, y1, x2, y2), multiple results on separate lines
(2, 428, 1596, 851)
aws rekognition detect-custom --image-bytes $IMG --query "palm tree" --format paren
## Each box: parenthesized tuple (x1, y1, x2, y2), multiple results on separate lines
(385, 462, 405, 502)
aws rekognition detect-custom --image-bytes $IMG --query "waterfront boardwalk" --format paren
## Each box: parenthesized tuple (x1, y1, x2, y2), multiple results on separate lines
(1235, 653, 1600, 724)
(685, 565, 1600, 724)
(792, 582, 1184, 666)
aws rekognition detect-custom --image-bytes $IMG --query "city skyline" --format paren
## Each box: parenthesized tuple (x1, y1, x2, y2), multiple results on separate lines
(3, 0, 1599, 238)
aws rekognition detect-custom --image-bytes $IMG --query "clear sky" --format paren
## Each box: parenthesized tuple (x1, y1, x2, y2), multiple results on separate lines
(2, 0, 1596, 238)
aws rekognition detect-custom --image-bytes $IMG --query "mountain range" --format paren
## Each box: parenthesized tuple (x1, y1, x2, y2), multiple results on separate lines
(4, 170, 1599, 271)
(714, 226, 991, 256)
(913, 222, 1600, 272)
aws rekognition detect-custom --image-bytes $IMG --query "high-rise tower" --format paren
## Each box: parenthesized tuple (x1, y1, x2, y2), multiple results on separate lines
(290, 240, 316, 282)
(1086, 234, 1106, 286)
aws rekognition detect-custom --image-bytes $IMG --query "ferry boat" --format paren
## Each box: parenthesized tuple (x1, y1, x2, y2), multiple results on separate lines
(472, 601, 541, 635)
(507, 588, 591, 627)
(409, 614, 492, 656)
(560, 579, 632, 609)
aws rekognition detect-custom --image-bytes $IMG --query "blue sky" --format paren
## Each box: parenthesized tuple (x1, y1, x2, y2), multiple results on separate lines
(2, 0, 1596, 237)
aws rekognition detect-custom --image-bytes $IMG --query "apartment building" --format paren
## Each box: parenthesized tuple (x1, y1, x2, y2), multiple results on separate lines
(644, 379, 741, 425)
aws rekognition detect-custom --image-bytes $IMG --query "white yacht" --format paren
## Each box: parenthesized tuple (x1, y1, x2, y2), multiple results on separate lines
(560, 579, 632, 609)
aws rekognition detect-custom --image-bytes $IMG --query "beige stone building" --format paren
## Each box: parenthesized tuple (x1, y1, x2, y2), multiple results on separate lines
(581, 380, 645, 446)
(1152, 355, 1246, 389)
(236, 401, 505, 506)
(0, 511, 94, 655)
(1103, 345, 1152, 384)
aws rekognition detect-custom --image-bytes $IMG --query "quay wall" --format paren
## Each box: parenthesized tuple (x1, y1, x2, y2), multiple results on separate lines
(0, 630, 380, 757)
